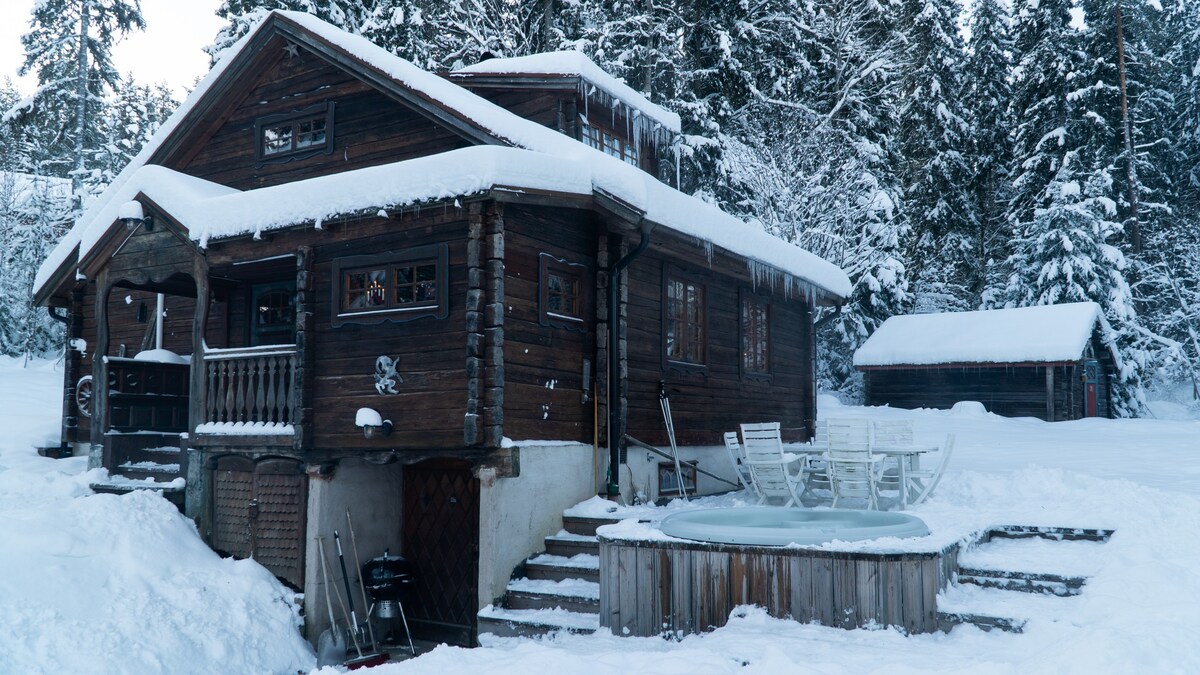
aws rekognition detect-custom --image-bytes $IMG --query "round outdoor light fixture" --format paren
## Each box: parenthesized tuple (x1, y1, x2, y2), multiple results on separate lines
(356, 407, 393, 439)
(118, 200, 154, 231)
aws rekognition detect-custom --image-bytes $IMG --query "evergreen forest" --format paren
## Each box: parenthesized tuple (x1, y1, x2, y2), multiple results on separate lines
(4, 0, 1200, 414)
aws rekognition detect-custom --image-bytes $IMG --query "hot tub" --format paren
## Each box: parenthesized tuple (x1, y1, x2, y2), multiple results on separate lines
(599, 507, 952, 636)
(659, 507, 930, 546)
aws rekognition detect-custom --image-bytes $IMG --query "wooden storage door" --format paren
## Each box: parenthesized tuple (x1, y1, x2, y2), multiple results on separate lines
(402, 459, 479, 646)
(211, 456, 307, 590)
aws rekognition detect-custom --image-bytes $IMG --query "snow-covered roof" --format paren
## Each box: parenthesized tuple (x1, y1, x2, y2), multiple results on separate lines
(853, 303, 1108, 368)
(36, 10, 848, 302)
(452, 51, 682, 133)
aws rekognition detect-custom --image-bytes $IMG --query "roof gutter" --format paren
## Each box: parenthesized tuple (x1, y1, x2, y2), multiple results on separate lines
(606, 220, 656, 497)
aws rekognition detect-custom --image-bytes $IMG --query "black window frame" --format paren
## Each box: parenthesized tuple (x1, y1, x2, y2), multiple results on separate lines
(739, 288, 773, 382)
(538, 253, 588, 331)
(331, 244, 449, 327)
(250, 281, 297, 347)
(662, 264, 708, 375)
(255, 101, 336, 166)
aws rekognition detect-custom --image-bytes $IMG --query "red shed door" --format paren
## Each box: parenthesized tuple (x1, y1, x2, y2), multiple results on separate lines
(1083, 359, 1100, 417)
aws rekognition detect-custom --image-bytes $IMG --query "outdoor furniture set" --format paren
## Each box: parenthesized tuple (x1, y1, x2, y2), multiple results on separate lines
(723, 419, 954, 510)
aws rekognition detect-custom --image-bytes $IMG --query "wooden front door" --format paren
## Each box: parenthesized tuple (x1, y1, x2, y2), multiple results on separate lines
(1083, 359, 1100, 418)
(211, 456, 307, 589)
(402, 459, 479, 646)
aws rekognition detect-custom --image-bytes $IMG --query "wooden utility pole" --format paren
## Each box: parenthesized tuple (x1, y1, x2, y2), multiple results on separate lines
(1115, 3, 1141, 253)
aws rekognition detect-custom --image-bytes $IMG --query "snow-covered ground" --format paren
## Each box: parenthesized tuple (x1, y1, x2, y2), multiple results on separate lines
(4, 358, 1199, 673)
(0, 357, 314, 674)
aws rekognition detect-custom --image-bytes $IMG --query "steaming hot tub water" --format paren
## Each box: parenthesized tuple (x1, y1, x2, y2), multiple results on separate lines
(658, 507, 929, 546)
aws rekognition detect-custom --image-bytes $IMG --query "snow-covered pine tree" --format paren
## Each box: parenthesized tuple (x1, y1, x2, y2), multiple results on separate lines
(894, 0, 975, 313)
(93, 75, 178, 185)
(1003, 0, 1076, 233)
(207, 0, 373, 60)
(1136, 0, 1200, 396)
(13, 0, 145, 206)
(963, 0, 1013, 306)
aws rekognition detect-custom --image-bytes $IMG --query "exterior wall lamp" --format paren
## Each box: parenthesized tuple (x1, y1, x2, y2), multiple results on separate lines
(118, 200, 154, 231)
(356, 407, 393, 439)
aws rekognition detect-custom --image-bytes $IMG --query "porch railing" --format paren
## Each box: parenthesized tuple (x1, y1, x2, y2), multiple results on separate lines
(200, 345, 299, 431)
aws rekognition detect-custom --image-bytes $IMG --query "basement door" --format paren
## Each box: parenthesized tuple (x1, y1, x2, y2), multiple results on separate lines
(211, 456, 307, 590)
(402, 459, 479, 646)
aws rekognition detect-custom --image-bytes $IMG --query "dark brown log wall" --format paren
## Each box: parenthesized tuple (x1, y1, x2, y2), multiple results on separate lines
(501, 204, 598, 442)
(622, 236, 816, 446)
(864, 366, 1056, 420)
(307, 210, 471, 451)
(176, 37, 470, 191)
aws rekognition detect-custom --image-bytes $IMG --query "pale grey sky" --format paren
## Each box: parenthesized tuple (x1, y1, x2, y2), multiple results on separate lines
(0, 0, 224, 99)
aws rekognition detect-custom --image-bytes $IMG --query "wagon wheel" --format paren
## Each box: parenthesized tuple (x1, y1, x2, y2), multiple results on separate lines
(76, 375, 94, 418)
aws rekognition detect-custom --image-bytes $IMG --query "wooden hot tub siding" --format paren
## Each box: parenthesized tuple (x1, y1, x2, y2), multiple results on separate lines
(599, 536, 960, 636)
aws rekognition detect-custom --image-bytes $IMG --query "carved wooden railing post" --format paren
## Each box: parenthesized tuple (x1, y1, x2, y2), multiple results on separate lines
(199, 346, 300, 430)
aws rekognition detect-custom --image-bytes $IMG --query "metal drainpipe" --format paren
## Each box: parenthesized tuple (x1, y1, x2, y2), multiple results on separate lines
(606, 223, 655, 497)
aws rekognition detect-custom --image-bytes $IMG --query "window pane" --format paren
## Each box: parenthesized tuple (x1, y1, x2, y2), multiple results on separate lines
(365, 270, 386, 306)
(297, 118, 326, 148)
(262, 125, 292, 155)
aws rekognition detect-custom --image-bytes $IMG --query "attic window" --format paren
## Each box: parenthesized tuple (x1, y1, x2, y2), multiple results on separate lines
(581, 122, 638, 166)
(255, 102, 335, 164)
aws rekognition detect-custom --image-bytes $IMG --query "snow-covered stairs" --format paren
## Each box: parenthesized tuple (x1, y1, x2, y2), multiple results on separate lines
(477, 514, 617, 639)
(938, 526, 1114, 633)
(91, 433, 186, 507)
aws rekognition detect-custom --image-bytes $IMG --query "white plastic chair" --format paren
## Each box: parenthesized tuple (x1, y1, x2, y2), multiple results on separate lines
(802, 420, 832, 499)
(723, 431, 759, 499)
(906, 434, 955, 506)
(826, 418, 884, 510)
(872, 419, 914, 496)
(739, 422, 805, 507)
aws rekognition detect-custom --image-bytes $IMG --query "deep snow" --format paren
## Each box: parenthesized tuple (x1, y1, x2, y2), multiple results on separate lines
(3, 359, 1200, 674)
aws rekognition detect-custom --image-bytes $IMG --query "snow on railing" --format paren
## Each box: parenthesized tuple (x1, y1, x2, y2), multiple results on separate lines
(201, 345, 298, 430)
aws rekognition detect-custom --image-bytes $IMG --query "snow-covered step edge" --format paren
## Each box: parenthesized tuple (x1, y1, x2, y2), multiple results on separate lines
(939, 581, 1085, 622)
(549, 530, 598, 543)
(118, 461, 181, 473)
(527, 553, 600, 570)
(959, 537, 1106, 578)
(477, 605, 599, 632)
(507, 577, 600, 600)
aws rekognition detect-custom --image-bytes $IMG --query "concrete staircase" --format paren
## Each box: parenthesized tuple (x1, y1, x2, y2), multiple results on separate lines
(477, 514, 619, 639)
(938, 526, 1114, 633)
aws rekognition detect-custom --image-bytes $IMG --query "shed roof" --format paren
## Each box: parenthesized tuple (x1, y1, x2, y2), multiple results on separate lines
(35, 10, 848, 304)
(853, 303, 1109, 368)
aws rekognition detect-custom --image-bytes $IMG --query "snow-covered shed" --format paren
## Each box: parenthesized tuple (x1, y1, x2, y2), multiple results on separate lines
(853, 303, 1117, 421)
(32, 10, 848, 647)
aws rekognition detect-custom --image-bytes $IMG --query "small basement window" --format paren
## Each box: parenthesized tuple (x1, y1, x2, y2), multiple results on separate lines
(658, 461, 697, 497)
(539, 253, 587, 330)
(332, 244, 448, 327)
(255, 102, 335, 164)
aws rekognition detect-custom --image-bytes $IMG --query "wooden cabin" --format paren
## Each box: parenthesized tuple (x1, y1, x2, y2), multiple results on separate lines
(33, 11, 849, 646)
(854, 303, 1117, 421)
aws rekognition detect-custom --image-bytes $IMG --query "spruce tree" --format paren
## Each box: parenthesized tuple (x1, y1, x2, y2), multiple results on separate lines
(963, 0, 1013, 306)
(894, 0, 975, 313)
(15, 0, 145, 204)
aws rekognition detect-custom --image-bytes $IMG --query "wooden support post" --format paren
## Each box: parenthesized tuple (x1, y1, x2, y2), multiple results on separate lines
(464, 203, 485, 447)
(61, 288, 85, 446)
(294, 246, 314, 451)
(1045, 366, 1055, 422)
(188, 256, 210, 439)
(91, 270, 112, 469)
(483, 201, 506, 449)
